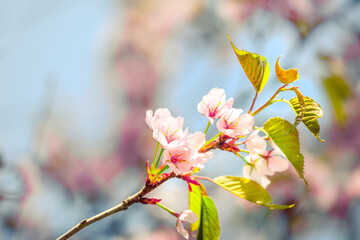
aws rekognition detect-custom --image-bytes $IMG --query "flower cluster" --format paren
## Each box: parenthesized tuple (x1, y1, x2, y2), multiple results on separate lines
(146, 87, 289, 188)
(146, 108, 213, 175)
(198, 87, 254, 137)
(56, 37, 324, 240)
(146, 87, 291, 239)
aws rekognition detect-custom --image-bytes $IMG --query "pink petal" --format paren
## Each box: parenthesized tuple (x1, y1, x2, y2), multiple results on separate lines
(176, 219, 189, 239)
(176, 210, 197, 239)
(145, 110, 154, 129)
(188, 131, 206, 149)
(255, 158, 274, 176)
(243, 163, 271, 188)
(269, 155, 289, 172)
(246, 130, 267, 155)
(179, 210, 198, 223)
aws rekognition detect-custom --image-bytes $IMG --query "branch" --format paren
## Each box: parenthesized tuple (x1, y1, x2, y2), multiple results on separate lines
(57, 172, 176, 240)
(251, 84, 286, 116)
(248, 91, 258, 113)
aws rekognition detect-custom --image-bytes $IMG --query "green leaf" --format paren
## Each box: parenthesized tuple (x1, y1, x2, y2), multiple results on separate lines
(197, 195, 220, 240)
(287, 87, 306, 133)
(289, 96, 324, 142)
(213, 176, 294, 209)
(228, 35, 270, 93)
(262, 117, 307, 186)
(323, 75, 350, 125)
(189, 184, 202, 231)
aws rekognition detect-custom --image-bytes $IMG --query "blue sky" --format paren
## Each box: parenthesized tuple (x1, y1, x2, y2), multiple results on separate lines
(0, 1, 118, 161)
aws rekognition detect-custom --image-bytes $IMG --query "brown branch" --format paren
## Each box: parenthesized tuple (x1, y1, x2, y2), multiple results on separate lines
(56, 172, 176, 240)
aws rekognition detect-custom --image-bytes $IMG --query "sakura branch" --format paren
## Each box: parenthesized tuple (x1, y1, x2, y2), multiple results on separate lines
(57, 36, 324, 240)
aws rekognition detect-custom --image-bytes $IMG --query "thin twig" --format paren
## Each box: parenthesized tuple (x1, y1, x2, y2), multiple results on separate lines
(248, 92, 258, 113)
(251, 84, 286, 116)
(57, 172, 176, 240)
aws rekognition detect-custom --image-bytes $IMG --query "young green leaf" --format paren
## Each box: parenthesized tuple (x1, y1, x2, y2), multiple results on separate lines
(275, 56, 299, 85)
(288, 87, 306, 133)
(228, 35, 270, 93)
(262, 117, 307, 186)
(189, 183, 202, 232)
(213, 176, 294, 209)
(197, 195, 220, 240)
(289, 96, 324, 142)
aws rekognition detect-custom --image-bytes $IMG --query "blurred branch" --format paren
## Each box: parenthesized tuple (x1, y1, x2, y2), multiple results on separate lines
(56, 172, 176, 240)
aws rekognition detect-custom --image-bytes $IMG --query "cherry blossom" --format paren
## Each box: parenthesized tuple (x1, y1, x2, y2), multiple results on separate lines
(146, 108, 188, 148)
(176, 210, 198, 239)
(187, 131, 214, 168)
(245, 130, 267, 156)
(162, 131, 213, 174)
(243, 149, 289, 188)
(197, 87, 234, 124)
(263, 149, 289, 173)
(163, 146, 195, 174)
(243, 158, 271, 189)
(146, 108, 171, 131)
(266, 139, 289, 172)
(216, 108, 254, 138)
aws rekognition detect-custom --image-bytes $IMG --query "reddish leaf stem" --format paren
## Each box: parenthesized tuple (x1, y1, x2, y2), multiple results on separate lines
(251, 84, 287, 116)
(248, 92, 258, 113)
(195, 175, 216, 184)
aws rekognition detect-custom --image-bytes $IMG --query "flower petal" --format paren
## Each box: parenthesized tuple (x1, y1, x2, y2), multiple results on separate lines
(176, 219, 189, 239)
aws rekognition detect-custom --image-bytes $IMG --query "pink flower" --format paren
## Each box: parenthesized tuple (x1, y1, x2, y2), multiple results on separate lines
(146, 108, 188, 148)
(216, 108, 254, 138)
(245, 130, 267, 156)
(163, 146, 195, 174)
(176, 210, 197, 239)
(146, 108, 171, 131)
(266, 139, 289, 173)
(162, 132, 213, 174)
(263, 149, 289, 173)
(243, 154, 274, 188)
(243, 148, 289, 188)
(187, 131, 213, 168)
(197, 87, 233, 124)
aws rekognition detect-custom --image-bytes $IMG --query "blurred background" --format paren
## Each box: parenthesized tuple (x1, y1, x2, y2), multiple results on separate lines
(0, 0, 360, 239)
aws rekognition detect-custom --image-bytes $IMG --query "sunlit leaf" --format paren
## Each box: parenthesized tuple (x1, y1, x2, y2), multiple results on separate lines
(289, 96, 324, 142)
(189, 183, 202, 231)
(228, 35, 270, 93)
(197, 195, 220, 240)
(323, 75, 351, 125)
(287, 87, 306, 133)
(213, 176, 294, 209)
(275, 56, 299, 85)
(262, 117, 307, 186)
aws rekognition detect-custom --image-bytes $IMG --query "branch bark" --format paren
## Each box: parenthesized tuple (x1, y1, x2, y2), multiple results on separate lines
(56, 172, 176, 240)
